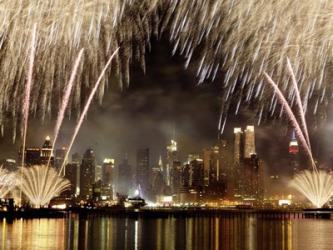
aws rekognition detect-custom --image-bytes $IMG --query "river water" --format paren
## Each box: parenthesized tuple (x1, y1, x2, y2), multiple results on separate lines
(0, 214, 332, 249)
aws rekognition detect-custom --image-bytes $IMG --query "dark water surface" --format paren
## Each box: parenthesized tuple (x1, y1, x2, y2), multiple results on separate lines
(0, 214, 332, 250)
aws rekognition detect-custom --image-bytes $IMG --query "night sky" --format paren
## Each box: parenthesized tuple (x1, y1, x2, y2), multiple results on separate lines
(0, 39, 332, 176)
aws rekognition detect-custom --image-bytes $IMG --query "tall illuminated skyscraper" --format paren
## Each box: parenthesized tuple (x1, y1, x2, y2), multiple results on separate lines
(232, 125, 263, 200)
(289, 129, 299, 154)
(118, 156, 132, 195)
(166, 139, 183, 195)
(80, 148, 96, 198)
(21, 136, 54, 166)
(40, 136, 54, 165)
(136, 148, 150, 195)
(244, 125, 256, 158)
(233, 128, 243, 164)
(166, 139, 178, 187)
(289, 129, 300, 175)
(102, 158, 114, 186)
(55, 147, 67, 169)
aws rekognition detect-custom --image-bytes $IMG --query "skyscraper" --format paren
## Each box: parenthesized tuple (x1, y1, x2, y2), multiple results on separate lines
(151, 156, 166, 197)
(136, 148, 150, 196)
(64, 163, 78, 197)
(21, 136, 54, 166)
(203, 140, 231, 199)
(243, 154, 264, 200)
(289, 129, 300, 175)
(233, 128, 243, 164)
(72, 153, 81, 196)
(55, 147, 67, 170)
(102, 158, 114, 186)
(189, 158, 204, 191)
(232, 128, 243, 197)
(232, 125, 264, 200)
(244, 125, 256, 158)
(118, 157, 132, 195)
(80, 148, 96, 198)
(166, 139, 178, 191)
(40, 136, 53, 165)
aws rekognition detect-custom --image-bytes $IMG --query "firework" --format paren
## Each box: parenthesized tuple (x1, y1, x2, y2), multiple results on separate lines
(291, 170, 333, 208)
(59, 48, 119, 175)
(286, 58, 311, 150)
(0, 0, 331, 137)
(47, 49, 84, 167)
(0, 168, 17, 198)
(264, 72, 315, 169)
(19, 165, 70, 208)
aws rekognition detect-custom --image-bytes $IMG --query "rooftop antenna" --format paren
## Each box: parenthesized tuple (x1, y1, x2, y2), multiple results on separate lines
(172, 121, 176, 141)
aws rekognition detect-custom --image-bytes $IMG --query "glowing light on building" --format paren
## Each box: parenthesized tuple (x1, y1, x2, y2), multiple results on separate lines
(103, 158, 115, 165)
(289, 130, 299, 155)
(278, 200, 291, 206)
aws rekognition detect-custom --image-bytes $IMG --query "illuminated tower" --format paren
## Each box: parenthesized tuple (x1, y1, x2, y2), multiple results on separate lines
(136, 148, 150, 196)
(203, 140, 231, 199)
(40, 136, 54, 165)
(80, 148, 96, 198)
(55, 147, 67, 169)
(102, 158, 114, 186)
(158, 155, 163, 172)
(244, 125, 256, 158)
(289, 130, 299, 155)
(166, 139, 177, 187)
(233, 128, 243, 164)
(289, 129, 300, 175)
(233, 125, 261, 199)
(167, 139, 183, 195)
(118, 156, 133, 195)
(151, 156, 166, 196)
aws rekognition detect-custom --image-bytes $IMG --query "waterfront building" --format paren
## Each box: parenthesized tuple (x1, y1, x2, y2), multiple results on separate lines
(95, 165, 102, 182)
(151, 157, 167, 198)
(64, 163, 78, 197)
(232, 125, 264, 201)
(203, 140, 231, 199)
(136, 148, 150, 196)
(102, 158, 114, 186)
(242, 154, 264, 200)
(40, 136, 53, 165)
(20, 136, 54, 166)
(118, 157, 133, 195)
(166, 139, 178, 187)
(189, 158, 204, 192)
(55, 147, 67, 170)
(244, 126, 256, 158)
(80, 148, 96, 198)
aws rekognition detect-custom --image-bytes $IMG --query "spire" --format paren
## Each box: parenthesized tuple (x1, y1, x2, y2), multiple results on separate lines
(291, 129, 297, 141)
(158, 155, 163, 171)
(42, 136, 52, 149)
(172, 121, 176, 140)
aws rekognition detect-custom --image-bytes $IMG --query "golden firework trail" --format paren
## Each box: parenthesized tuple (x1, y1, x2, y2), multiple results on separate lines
(0, 0, 332, 137)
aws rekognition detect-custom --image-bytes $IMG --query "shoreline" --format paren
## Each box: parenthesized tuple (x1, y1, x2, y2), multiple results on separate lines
(0, 207, 332, 220)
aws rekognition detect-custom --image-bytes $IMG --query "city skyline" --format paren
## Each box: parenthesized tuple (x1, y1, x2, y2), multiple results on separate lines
(0, 42, 331, 177)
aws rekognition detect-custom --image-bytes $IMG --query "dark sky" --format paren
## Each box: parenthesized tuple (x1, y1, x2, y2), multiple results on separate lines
(0, 39, 332, 176)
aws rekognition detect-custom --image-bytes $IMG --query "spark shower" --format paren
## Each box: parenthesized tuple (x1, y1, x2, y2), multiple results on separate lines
(0, 0, 332, 139)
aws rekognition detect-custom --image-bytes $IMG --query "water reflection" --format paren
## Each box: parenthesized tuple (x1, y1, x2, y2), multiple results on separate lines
(0, 214, 332, 249)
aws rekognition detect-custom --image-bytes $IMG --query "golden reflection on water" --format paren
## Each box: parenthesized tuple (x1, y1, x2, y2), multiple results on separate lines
(0, 214, 332, 249)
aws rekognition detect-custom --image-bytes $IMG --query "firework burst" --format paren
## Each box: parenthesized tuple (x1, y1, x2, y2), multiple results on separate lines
(19, 165, 70, 208)
(0, 167, 17, 198)
(0, 0, 332, 137)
